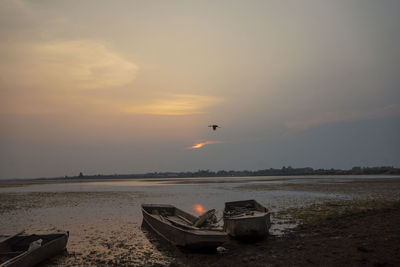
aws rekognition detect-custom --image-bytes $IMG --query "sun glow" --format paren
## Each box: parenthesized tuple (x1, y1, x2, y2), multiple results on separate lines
(193, 204, 206, 215)
(186, 141, 222, 149)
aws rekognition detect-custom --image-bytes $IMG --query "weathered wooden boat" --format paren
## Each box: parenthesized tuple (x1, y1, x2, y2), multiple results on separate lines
(223, 199, 271, 239)
(0, 231, 69, 267)
(141, 204, 227, 249)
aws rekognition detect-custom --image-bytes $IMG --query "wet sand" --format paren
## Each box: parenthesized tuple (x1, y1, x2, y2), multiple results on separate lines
(0, 176, 399, 266)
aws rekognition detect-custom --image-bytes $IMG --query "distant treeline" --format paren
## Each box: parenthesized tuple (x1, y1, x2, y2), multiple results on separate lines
(59, 166, 400, 180)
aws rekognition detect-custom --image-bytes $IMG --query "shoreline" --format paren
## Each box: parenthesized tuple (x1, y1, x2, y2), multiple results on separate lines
(1, 174, 400, 189)
(1, 169, 399, 185)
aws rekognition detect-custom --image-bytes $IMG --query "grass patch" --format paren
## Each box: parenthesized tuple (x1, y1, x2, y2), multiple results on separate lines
(276, 199, 400, 225)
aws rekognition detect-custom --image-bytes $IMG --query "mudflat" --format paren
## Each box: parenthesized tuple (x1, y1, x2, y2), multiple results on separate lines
(0, 176, 399, 266)
(173, 200, 400, 267)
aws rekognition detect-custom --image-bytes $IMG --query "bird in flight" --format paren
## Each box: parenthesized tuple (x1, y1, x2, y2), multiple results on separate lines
(208, 125, 220, 131)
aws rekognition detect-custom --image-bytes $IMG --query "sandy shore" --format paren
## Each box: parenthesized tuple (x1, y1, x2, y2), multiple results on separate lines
(1, 176, 399, 266)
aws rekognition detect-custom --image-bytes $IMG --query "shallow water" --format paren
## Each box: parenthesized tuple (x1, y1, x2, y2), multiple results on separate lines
(1, 175, 399, 266)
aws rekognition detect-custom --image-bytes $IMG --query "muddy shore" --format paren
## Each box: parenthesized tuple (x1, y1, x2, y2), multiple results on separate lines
(0, 176, 399, 266)
(171, 200, 400, 267)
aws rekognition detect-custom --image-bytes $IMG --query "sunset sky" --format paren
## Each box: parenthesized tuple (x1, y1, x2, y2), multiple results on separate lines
(1, 0, 399, 179)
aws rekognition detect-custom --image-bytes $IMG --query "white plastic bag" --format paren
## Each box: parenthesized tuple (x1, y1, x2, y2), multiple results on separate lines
(28, 239, 43, 251)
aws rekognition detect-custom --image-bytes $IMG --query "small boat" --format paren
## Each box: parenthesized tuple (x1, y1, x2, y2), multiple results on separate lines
(141, 204, 227, 249)
(0, 231, 69, 267)
(223, 199, 271, 239)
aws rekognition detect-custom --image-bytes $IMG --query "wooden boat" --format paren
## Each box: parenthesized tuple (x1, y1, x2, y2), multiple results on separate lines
(141, 204, 227, 249)
(0, 231, 69, 267)
(223, 199, 271, 239)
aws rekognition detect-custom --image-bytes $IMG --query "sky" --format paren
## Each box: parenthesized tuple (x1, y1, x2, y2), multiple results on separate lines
(0, 0, 399, 179)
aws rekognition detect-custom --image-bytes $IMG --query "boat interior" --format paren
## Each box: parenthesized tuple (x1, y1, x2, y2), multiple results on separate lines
(142, 205, 221, 231)
(224, 200, 268, 217)
(143, 205, 199, 229)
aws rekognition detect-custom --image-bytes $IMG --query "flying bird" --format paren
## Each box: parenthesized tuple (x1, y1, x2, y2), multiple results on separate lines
(208, 125, 220, 131)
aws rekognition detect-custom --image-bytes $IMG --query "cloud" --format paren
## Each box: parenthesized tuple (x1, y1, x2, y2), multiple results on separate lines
(186, 141, 223, 149)
(0, 40, 139, 114)
(0, 40, 138, 91)
(123, 94, 222, 115)
(0, 39, 223, 116)
(285, 104, 400, 131)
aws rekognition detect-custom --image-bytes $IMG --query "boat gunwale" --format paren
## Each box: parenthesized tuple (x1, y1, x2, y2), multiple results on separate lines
(224, 199, 268, 214)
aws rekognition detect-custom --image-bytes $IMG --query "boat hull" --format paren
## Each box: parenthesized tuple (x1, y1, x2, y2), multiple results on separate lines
(0, 232, 68, 267)
(142, 204, 227, 249)
(224, 213, 271, 239)
(223, 200, 271, 239)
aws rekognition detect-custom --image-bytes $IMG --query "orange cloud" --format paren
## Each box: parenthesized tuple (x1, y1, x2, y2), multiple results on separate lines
(186, 141, 222, 149)
(123, 94, 222, 116)
(0, 40, 138, 91)
(0, 40, 138, 115)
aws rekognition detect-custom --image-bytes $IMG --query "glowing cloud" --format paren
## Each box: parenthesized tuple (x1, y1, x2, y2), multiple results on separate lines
(0, 40, 138, 115)
(24, 40, 137, 90)
(123, 94, 222, 115)
(186, 141, 222, 149)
